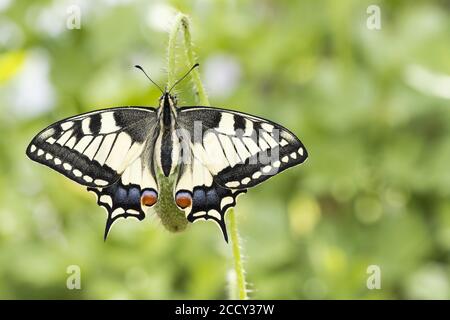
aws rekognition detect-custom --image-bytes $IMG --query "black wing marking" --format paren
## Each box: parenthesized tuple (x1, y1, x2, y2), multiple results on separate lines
(26, 106, 157, 188)
(176, 106, 308, 190)
(88, 156, 159, 239)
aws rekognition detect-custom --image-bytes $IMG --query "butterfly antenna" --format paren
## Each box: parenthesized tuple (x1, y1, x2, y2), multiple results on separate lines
(168, 63, 200, 93)
(134, 65, 164, 94)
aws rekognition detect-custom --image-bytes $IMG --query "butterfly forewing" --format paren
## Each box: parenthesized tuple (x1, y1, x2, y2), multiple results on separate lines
(176, 106, 308, 190)
(26, 107, 157, 188)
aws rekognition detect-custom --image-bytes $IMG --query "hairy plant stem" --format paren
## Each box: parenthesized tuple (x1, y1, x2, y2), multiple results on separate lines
(167, 13, 248, 300)
(167, 13, 209, 105)
(228, 208, 248, 299)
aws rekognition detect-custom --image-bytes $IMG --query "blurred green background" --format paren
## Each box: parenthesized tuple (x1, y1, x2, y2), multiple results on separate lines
(1, 0, 450, 299)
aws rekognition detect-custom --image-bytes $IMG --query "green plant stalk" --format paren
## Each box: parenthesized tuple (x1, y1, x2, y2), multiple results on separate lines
(228, 208, 248, 299)
(167, 14, 209, 106)
(167, 13, 248, 300)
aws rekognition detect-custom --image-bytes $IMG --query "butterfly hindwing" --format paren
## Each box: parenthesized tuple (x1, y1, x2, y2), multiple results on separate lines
(177, 106, 308, 190)
(26, 107, 157, 188)
(175, 154, 246, 242)
(88, 156, 159, 239)
(189, 183, 246, 242)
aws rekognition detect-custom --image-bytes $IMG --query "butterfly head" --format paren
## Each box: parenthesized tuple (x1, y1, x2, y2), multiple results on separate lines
(157, 62, 200, 124)
(159, 91, 177, 108)
(158, 92, 178, 127)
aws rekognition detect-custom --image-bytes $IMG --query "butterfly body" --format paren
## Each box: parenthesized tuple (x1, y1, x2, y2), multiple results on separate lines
(27, 91, 308, 242)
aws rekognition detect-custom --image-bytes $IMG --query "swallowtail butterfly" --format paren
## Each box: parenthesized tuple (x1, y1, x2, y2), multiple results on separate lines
(26, 64, 308, 242)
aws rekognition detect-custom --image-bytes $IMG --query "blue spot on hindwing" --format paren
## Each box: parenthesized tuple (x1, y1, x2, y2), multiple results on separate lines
(128, 187, 141, 205)
(206, 189, 219, 208)
(114, 186, 128, 206)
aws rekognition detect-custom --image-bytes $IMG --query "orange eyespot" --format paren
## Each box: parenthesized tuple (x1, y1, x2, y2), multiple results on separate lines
(175, 191, 192, 209)
(141, 190, 158, 207)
